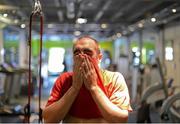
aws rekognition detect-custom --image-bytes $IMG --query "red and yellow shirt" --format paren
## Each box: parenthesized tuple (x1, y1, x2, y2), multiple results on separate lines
(46, 70, 132, 119)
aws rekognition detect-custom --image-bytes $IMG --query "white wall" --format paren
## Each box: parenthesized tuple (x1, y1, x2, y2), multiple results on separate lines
(164, 23, 180, 92)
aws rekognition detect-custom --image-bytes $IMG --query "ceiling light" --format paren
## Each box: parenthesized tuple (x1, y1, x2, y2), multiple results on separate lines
(74, 31, 81, 36)
(172, 8, 176, 13)
(101, 23, 107, 29)
(76, 18, 87, 24)
(151, 17, 156, 22)
(138, 23, 143, 28)
(20, 24, 26, 28)
(3, 13, 8, 17)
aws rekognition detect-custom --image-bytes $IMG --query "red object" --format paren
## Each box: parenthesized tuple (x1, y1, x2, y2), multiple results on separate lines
(46, 57, 132, 118)
(47, 72, 103, 118)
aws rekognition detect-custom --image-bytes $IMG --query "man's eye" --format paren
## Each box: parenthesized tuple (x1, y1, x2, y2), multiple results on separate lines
(84, 50, 93, 56)
(73, 50, 80, 55)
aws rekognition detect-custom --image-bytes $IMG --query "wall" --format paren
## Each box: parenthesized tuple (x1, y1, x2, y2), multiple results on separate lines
(164, 23, 180, 92)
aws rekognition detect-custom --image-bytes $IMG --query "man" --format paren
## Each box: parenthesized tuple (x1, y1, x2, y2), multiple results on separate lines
(42, 36, 132, 123)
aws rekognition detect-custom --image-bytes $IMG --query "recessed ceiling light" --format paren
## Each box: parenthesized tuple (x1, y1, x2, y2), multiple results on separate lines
(172, 8, 176, 13)
(101, 23, 107, 29)
(20, 24, 26, 28)
(151, 17, 156, 22)
(76, 18, 87, 24)
(74, 31, 81, 36)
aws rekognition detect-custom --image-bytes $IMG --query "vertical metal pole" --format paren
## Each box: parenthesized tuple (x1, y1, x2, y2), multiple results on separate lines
(139, 30, 143, 65)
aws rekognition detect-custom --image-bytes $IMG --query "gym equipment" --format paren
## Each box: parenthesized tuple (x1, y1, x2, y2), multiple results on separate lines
(0, 63, 14, 104)
(141, 78, 174, 103)
(136, 57, 175, 123)
(0, 64, 28, 123)
(161, 92, 180, 122)
(26, 0, 43, 122)
(137, 79, 174, 123)
(0, 0, 44, 123)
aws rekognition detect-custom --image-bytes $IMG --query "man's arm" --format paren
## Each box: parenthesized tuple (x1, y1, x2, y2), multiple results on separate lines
(82, 56, 130, 122)
(42, 86, 80, 123)
(90, 86, 129, 123)
(43, 55, 83, 123)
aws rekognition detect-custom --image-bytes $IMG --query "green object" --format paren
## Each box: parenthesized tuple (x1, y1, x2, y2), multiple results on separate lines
(131, 41, 155, 64)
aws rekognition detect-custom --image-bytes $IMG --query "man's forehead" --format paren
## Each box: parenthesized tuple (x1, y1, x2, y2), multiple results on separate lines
(76, 37, 96, 44)
(74, 38, 97, 48)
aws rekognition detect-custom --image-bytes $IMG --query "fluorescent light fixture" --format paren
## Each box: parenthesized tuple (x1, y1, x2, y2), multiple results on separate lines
(76, 18, 87, 24)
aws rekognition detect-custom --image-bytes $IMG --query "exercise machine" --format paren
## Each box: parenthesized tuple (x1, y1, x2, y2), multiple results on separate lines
(136, 57, 177, 123)
(0, 63, 27, 123)
(161, 92, 180, 122)
(0, 0, 44, 123)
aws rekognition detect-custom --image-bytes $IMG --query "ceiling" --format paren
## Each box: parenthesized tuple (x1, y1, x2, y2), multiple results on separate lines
(0, 0, 180, 37)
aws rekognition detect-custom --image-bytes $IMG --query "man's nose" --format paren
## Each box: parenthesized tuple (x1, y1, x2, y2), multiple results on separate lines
(79, 50, 85, 55)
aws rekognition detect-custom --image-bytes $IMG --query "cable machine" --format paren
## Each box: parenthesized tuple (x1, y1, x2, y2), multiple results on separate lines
(24, 0, 43, 123)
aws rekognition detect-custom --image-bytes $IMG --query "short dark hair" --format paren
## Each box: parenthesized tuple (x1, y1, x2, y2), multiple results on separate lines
(73, 35, 100, 54)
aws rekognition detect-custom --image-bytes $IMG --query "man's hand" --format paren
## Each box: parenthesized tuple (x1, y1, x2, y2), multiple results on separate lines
(72, 54, 84, 90)
(82, 55, 98, 90)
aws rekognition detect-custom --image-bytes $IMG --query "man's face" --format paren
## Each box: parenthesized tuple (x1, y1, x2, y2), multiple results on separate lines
(73, 38, 100, 59)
